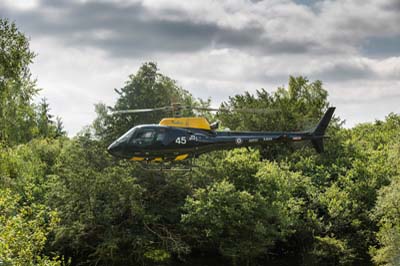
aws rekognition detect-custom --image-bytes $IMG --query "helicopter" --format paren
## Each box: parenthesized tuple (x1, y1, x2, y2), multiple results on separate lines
(107, 104, 336, 166)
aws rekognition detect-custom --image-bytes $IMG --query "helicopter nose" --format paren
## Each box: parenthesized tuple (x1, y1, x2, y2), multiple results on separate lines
(107, 141, 122, 157)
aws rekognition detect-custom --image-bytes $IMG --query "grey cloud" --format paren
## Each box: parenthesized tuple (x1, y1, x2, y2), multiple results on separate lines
(361, 36, 400, 58)
(332, 93, 400, 105)
(1, 1, 217, 56)
(311, 62, 376, 82)
(1, 0, 399, 59)
(0, 0, 327, 57)
(241, 59, 378, 85)
(335, 1, 399, 37)
(293, 0, 323, 6)
(382, 0, 400, 11)
(250, 60, 378, 85)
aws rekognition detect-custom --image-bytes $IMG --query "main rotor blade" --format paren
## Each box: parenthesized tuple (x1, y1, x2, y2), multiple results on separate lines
(111, 104, 276, 115)
(190, 106, 276, 114)
(112, 106, 171, 114)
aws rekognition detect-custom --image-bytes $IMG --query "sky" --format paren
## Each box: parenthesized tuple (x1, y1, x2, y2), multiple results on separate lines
(1, 0, 399, 135)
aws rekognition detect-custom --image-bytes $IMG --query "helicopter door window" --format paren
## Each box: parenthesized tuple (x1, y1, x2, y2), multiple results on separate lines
(156, 132, 166, 143)
(155, 128, 166, 143)
(133, 129, 156, 147)
(140, 131, 154, 139)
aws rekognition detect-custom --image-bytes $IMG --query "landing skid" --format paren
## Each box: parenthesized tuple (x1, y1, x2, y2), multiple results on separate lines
(138, 159, 196, 172)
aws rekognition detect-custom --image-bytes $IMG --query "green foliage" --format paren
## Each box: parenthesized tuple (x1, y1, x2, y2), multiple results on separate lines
(218, 76, 328, 132)
(0, 138, 66, 207)
(36, 98, 66, 138)
(0, 189, 65, 266)
(0, 18, 39, 145)
(217, 76, 332, 160)
(0, 19, 65, 145)
(0, 138, 67, 266)
(40, 131, 191, 265)
(46, 133, 146, 264)
(306, 236, 355, 266)
(144, 249, 171, 262)
(182, 153, 310, 265)
(183, 180, 268, 260)
(371, 176, 400, 266)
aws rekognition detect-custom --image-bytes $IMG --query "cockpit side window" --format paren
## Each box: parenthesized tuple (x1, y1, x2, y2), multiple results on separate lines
(128, 127, 168, 147)
(138, 131, 154, 139)
(155, 128, 166, 143)
(156, 132, 165, 142)
(131, 128, 156, 147)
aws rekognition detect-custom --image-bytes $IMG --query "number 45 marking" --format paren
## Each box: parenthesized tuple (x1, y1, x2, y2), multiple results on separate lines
(175, 136, 187, 144)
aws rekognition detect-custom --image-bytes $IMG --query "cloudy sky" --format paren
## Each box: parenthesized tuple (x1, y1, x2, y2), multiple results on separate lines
(1, 0, 399, 135)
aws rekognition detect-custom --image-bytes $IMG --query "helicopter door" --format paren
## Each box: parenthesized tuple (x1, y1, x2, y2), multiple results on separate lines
(132, 128, 156, 148)
(154, 128, 167, 146)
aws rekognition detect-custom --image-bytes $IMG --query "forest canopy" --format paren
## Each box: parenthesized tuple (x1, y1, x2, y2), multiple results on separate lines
(1, 18, 400, 266)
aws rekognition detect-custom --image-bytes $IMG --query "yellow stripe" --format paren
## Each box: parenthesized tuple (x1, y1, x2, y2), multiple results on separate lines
(175, 154, 189, 161)
(131, 156, 145, 161)
(152, 157, 163, 162)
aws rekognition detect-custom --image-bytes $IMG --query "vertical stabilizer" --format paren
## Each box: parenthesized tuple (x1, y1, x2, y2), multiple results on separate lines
(311, 107, 335, 153)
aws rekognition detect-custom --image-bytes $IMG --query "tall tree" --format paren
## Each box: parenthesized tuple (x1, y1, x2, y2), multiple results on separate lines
(93, 62, 196, 143)
(35, 97, 66, 138)
(217, 76, 331, 159)
(218, 76, 329, 132)
(36, 98, 56, 138)
(0, 18, 38, 145)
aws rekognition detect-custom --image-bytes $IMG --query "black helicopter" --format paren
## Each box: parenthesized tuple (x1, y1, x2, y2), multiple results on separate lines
(107, 104, 335, 164)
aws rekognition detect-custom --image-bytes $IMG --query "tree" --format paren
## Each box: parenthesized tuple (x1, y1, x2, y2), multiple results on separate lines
(36, 97, 63, 138)
(218, 76, 328, 132)
(0, 189, 65, 266)
(55, 116, 67, 137)
(93, 62, 196, 144)
(0, 18, 39, 145)
(182, 150, 310, 265)
(0, 139, 67, 265)
(46, 132, 190, 265)
(217, 76, 331, 159)
(371, 177, 400, 266)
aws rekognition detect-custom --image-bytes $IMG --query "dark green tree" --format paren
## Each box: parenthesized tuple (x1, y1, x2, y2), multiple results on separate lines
(0, 18, 39, 145)
(218, 76, 328, 132)
(217, 76, 331, 160)
(46, 131, 191, 265)
(36, 97, 62, 138)
(0, 139, 67, 265)
(371, 176, 400, 266)
(93, 62, 196, 144)
(55, 116, 67, 137)
(182, 149, 314, 265)
(0, 188, 64, 266)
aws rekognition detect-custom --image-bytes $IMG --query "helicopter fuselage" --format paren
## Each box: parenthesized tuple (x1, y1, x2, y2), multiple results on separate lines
(108, 107, 335, 162)
(107, 124, 320, 162)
